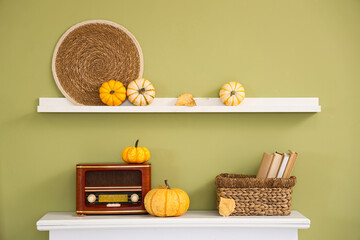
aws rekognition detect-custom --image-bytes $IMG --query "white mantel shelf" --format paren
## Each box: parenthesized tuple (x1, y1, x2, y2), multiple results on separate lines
(37, 210, 310, 230)
(37, 97, 321, 113)
(37, 210, 310, 240)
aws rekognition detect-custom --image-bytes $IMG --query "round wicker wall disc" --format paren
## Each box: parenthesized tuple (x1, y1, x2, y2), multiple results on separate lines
(52, 20, 143, 105)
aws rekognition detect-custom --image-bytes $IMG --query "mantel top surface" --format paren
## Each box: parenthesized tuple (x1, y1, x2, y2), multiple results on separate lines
(37, 210, 310, 230)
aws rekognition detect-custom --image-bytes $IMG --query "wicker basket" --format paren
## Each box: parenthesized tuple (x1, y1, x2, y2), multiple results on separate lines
(215, 174, 296, 216)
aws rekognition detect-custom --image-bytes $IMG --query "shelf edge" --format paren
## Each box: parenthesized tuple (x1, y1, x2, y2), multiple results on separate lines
(37, 97, 321, 113)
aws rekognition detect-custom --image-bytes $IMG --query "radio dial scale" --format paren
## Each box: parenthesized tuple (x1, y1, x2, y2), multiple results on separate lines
(85, 191, 142, 205)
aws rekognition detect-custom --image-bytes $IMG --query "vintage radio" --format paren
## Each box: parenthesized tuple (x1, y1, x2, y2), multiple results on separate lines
(76, 163, 151, 214)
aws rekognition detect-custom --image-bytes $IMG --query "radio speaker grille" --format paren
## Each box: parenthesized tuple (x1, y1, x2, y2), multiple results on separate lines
(86, 170, 141, 186)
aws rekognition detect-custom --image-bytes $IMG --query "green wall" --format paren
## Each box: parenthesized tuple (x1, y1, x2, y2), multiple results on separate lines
(1, 0, 359, 239)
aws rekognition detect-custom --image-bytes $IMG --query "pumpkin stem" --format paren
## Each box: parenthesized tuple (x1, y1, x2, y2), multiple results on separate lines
(230, 90, 236, 96)
(110, 90, 115, 94)
(135, 139, 139, 148)
(165, 180, 171, 189)
(138, 88, 146, 95)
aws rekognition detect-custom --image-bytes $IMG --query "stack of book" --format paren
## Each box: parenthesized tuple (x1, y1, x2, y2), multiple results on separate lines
(256, 150, 298, 178)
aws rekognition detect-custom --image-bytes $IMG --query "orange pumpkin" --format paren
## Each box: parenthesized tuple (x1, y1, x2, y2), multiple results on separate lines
(99, 80, 127, 106)
(122, 139, 150, 164)
(144, 180, 190, 217)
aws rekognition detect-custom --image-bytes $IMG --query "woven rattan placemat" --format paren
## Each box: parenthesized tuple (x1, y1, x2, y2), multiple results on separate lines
(52, 20, 143, 105)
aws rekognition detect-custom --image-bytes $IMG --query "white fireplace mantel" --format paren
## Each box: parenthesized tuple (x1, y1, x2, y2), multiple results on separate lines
(37, 210, 310, 240)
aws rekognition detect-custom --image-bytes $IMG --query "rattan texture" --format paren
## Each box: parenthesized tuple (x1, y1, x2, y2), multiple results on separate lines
(215, 174, 296, 216)
(52, 20, 143, 106)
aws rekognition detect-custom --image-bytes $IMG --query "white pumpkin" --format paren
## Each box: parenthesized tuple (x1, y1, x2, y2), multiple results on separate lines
(219, 82, 245, 106)
(127, 78, 155, 106)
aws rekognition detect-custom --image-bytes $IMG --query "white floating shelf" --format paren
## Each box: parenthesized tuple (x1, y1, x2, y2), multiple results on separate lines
(37, 97, 321, 113)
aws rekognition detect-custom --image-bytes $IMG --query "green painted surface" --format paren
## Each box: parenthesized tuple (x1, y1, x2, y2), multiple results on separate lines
(0, 0, 359, 239)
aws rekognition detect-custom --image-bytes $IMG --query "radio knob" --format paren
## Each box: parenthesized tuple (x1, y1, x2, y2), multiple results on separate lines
(87, 194, 96, 203)
(130, 194, 139, 202)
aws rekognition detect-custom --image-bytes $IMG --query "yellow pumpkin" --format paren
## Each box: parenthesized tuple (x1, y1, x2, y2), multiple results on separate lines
(122, 139, 150, 164)
(144, 180, 190, 217)
(99, 80, 127, 106)
(219, 82, 245, 106)
(127, 78, 155, 106)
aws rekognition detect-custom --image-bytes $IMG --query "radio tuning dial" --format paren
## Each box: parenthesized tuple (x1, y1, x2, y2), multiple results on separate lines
(87, 194, 96, 203)
(130, 194, 139, 202)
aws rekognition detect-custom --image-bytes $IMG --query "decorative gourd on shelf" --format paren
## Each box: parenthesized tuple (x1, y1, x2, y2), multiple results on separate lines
(122, 139, 150, 164)
(127, 78, 155, 106)
(144, 180, 190, 217)
(219, 82, 245, 106)
(99, 80, 127, 106)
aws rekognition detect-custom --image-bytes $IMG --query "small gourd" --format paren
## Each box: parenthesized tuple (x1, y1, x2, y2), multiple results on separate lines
(144, 180, 190, 217)
(99, 80, 127, 106)
(127, 78, 155, 106)
(122, 139, 150, 164)
(219, 82, 245, 106)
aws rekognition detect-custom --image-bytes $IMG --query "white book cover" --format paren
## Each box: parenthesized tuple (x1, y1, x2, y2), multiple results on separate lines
(277, 153, 290, 178)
